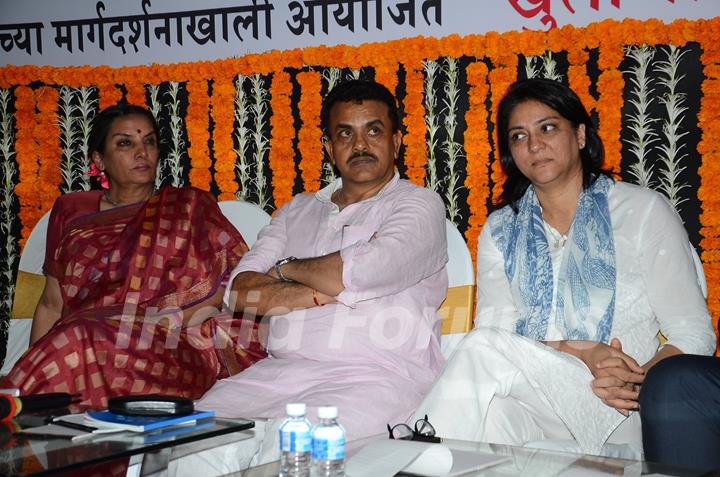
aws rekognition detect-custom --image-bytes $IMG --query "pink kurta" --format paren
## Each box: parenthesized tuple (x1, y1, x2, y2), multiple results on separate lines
(198, 172, 448, 440)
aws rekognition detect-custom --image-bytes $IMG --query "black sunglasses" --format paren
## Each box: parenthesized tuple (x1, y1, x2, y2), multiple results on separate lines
(387, 414, 441, 443)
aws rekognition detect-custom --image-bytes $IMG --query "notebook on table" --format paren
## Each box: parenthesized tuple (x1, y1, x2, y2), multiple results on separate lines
(84, 409, 215, 432)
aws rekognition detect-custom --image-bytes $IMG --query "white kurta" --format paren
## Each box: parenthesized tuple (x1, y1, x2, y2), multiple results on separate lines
(415, 181, 715, 455)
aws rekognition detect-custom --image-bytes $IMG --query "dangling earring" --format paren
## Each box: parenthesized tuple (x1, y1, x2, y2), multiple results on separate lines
(88, 162, 110, 189)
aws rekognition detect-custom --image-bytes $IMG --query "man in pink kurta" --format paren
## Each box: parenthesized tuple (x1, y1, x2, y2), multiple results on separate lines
(197, 80, 448, 440)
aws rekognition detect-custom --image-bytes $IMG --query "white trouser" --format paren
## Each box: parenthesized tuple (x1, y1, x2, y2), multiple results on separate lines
(414, 327, 641, 456)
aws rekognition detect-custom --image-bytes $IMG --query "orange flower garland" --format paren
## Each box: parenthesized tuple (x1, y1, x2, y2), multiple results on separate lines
(13, 86, 40, 246)
(125, 83, 147, 106)
(35, 86, 61, 217)
(374, 63, 398, 96)
(211, 76, 239, 201)
(99, 82, 123, 110)
(463, 61, 491, 263)
(296, 71, 323, 192)
(546, 26, 595, 114)
(596, 29, 625, 175)
(186, 79, 212, 190)
(567, 48, 596, 115)
(403, 67, 427, 187)
(487, 58, 519, 205)
(596, 67, 624, 176)
(0, 19, 718, 335)
(268, 70, 296, 209)
(696, 19, 720, 341)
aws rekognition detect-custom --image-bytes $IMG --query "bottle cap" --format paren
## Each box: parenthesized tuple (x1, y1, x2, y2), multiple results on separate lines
(286, 403, 306, 416)
(317, 406, 338, 419)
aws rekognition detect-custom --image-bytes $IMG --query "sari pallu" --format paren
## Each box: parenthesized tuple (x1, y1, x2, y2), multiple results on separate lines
(4, 187, 266, 406)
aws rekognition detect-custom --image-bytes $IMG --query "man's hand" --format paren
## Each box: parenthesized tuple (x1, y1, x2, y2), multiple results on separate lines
(314, 290, 339, 306)
(584, 338, 645, 415)
(280, 252, 344, 296)
(265, 266, 337, 306)
(266, 266, 281, 281)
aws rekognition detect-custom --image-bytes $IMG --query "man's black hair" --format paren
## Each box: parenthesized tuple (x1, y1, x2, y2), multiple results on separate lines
(320, 79, 400, 134)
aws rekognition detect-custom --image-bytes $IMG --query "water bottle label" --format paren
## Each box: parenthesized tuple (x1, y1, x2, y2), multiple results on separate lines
(280, 430, 312, 453)
(312, 436, 345, 461)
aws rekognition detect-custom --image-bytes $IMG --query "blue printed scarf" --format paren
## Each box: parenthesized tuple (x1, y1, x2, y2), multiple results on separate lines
(489, 175, 616, 343)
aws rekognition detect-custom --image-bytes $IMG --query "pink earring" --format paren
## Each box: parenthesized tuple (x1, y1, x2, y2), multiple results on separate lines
(88, 162, 110, 189)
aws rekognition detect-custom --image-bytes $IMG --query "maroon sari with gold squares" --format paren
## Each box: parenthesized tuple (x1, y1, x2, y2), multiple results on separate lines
(3, 187, 266, 406)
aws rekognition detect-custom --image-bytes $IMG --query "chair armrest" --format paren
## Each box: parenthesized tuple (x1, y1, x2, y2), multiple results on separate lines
(439, 285, 475, 335)
(11, 270, 46, 319)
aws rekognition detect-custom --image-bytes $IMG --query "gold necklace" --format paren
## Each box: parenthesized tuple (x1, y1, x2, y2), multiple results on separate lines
(103, 188, 156, 207)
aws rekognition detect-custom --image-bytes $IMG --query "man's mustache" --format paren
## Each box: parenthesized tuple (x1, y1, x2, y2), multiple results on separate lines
(348, 151, 378, 162)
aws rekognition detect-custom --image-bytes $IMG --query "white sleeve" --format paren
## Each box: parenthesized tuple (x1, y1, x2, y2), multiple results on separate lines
(639, 194, 716, 355)
(475, 221, 521, 332)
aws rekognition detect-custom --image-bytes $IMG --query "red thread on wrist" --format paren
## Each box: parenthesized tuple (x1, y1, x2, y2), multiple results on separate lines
(312, 289, 323, 307)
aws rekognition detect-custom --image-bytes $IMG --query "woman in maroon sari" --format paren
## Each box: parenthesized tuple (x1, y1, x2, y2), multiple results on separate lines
(3, 104, 265, 406)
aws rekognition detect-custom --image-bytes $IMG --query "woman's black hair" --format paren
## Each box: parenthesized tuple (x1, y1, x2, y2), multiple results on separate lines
(320, 79, 400, 134)
(496, 78, 608, 211)
(88, 103, 159, 157)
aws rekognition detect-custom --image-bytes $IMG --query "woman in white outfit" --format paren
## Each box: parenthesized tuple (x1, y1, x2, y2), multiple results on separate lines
(414, 78, 715, 456)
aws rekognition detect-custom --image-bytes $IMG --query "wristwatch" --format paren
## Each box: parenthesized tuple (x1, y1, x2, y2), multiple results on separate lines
(273, 256, 297, 282)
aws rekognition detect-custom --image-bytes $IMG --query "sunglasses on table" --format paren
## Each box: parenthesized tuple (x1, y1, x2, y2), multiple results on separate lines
(387, 414, 441, 443)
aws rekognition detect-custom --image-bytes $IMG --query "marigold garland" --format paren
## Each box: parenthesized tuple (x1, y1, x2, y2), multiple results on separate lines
(125, 83, 147, 106)
(403, 67, 427, 187)
(99, 82, 123, 110)
(35, 86, 62, 215)
(13, 86, 40, 247)
(211, 76, 238, 201)
(567, 48, 596, 115)
(488, 59, 518, 205)
(596, 46, 624, 175)
(268, 70, 295, 209)
(374, 63, 398, 96)
(186, 80, 212, 190)
(296, 71, 323, 192)
(1, 18, 719, 342)
(463, 61, 491, 263)
(696, 21, 720, 342)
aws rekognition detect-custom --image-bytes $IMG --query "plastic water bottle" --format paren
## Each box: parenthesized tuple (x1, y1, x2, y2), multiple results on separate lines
(311, 406, 345, 477)
(279, 403, 312, 477)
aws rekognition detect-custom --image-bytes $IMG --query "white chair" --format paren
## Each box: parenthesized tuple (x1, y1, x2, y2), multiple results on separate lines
(2, 211, 50, 375)
(439, 220, 475, 359)
(445, 220, 474, 289)
(217, 200, 272, 248)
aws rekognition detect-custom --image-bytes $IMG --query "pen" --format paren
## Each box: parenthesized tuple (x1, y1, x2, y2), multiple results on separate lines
(51, 419, 97, 433)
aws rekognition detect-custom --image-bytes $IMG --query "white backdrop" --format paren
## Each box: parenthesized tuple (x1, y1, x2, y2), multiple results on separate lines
(1, 0, 719, 67)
